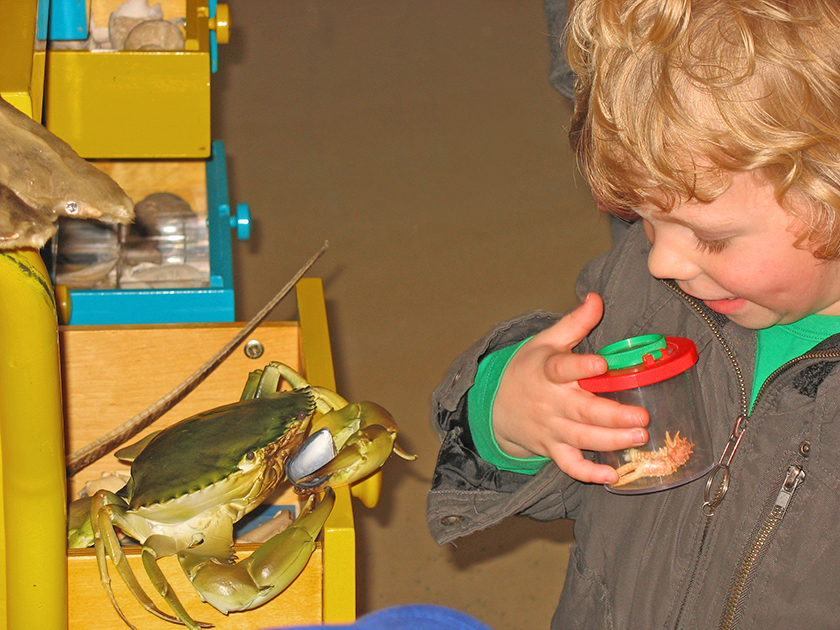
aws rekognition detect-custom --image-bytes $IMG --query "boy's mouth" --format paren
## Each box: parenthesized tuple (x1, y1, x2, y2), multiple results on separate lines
(676, 283, 747, 315)
(702, 297, 746, 315)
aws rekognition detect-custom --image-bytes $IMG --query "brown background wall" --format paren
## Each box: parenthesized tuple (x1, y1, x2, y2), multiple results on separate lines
(212, 2, 612, 628)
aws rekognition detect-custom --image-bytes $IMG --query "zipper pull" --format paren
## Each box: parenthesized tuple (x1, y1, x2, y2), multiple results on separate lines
(771, 465, 805, 518)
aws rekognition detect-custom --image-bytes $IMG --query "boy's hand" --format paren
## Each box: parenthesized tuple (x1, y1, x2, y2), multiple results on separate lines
(492, 293, 649, 484)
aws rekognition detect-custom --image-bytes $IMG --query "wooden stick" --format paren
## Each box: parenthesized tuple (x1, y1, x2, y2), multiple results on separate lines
(66, 241, 329, 477)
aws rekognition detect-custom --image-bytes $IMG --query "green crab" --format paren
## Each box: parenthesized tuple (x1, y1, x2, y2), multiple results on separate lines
(68, 362, 412, 630)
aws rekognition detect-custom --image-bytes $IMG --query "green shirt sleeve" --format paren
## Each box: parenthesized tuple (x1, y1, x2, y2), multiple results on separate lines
(467, 338, 551, 474)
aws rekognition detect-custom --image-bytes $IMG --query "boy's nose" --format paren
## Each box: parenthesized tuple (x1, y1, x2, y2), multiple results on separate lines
(646, 232, 700, 281)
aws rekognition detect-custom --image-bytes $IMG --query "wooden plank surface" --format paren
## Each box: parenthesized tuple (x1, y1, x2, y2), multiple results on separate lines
(61, 322, 301, 500)
(92, 160, 208, 216)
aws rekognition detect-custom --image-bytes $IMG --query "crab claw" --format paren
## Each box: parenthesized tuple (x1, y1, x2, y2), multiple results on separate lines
(186, 488, 335, 614)
(289, 402, 415, 492)
(286, 427, 337, 489)
(68, 495, 95, 549)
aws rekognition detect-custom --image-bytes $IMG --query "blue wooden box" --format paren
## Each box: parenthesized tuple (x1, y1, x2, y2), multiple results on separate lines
(63, 140, 250, 325)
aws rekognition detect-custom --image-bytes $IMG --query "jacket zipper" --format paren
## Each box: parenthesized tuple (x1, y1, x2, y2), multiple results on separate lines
(662, 281, 748, 629)
(661, 281, 840, 628)
(718, 465, 806, 630)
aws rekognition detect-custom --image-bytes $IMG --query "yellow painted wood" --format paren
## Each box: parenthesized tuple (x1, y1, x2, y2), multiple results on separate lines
(296, 278, 337, 391)
(212, 4, 231, 44)
(0, 250, 68, 630)
(43, 0, 214, 158)
(0, 0, 44, 121)
(322, 484, 358, 624)
(45, 50, 211, 158)
(0, 1, 37, 95)
(296, 278, 367, 623)
(0, 13, 65, 628)
(296, 278, 383, 508)
(186, 0, 211, 52)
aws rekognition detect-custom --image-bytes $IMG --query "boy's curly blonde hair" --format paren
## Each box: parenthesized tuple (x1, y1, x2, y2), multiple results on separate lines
(567, 0, 840, 258)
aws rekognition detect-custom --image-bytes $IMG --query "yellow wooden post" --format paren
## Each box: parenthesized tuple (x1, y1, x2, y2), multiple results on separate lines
(0, 251, 68, 630)
(297, 277, 387, 623)
(296, 278, 355, 622)
(0, 2, 67, 628)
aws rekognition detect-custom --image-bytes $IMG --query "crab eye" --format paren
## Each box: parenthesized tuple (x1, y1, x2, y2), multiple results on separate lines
(297, 411, 308, 421)
(246, 451, 255, 461)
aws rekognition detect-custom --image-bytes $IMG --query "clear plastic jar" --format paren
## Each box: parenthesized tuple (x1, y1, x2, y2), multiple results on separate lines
(579, 335, 713, 495)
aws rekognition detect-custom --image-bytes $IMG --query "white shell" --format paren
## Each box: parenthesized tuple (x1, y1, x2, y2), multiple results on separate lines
(286, 428, 337, 488)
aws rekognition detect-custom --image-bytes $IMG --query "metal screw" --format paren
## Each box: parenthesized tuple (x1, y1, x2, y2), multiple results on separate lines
(65, 201, 79, 215)
(244, 339, 264, 359)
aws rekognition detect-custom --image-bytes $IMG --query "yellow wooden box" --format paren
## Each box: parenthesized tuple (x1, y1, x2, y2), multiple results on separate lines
(44, 0, 228, 158)
(62, 279, 364, 629)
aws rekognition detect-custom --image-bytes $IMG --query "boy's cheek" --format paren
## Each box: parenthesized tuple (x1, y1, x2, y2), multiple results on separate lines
(642, 220, 655, 244)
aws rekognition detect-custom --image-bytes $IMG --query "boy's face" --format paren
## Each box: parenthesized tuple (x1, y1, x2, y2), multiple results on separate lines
(637, 172, 840, 329)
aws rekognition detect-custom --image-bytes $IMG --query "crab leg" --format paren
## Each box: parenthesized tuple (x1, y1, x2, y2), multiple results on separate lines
(141, 536, 211, 630)
(91, 490, 189, 629)
(240, 365, 285, 401)
(181, 488, 336, 613)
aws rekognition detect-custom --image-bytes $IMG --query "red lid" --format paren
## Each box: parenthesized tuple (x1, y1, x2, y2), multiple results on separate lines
(578, 336, 698, 393)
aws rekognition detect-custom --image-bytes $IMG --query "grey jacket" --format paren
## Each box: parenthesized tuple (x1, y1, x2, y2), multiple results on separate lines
(427, 223, 840, 630)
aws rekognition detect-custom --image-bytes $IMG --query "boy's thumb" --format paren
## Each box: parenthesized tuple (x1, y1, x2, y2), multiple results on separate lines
(542, 293, 604, 350)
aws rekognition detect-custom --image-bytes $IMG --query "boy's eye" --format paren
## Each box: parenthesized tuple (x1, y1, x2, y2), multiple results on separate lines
(694, 235, 730, 253)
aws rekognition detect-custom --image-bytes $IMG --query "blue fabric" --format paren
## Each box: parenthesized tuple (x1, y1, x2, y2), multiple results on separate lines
(263, 605, 494, 630)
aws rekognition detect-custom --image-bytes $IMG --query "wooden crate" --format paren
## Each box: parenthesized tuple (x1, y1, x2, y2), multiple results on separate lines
(62, 279, 360, 628)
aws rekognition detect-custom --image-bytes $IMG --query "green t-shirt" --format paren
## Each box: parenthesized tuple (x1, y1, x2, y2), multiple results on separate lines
(468, 314, 840, 474)
(751, 315, 840, 409)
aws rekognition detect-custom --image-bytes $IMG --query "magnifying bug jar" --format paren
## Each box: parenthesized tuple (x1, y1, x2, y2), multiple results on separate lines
(579, 334, 713, 494)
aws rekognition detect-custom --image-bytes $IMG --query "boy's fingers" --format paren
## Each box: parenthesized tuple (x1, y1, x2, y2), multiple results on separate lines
(551, 421, 648, 453)
(547, 444, 620, 485)
(566, 394, 649, 429)
(543, 351, 607, 384)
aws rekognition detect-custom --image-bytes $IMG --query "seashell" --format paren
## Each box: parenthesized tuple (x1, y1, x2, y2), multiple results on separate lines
(109, 15, 146, 50)
(134, 192, 195, 232)
(124, 19, 185, 51)
(111, 0, 163, 20)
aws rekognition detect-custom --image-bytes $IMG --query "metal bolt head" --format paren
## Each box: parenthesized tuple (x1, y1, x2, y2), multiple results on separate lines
(244, 339, 264, 359)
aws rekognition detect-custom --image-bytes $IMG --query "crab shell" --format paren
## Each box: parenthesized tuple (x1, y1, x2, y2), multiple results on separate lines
(121, 388, 315, 516)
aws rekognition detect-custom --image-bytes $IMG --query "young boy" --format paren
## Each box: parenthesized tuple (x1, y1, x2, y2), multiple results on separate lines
(428, 1, 840, 628)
